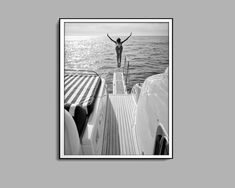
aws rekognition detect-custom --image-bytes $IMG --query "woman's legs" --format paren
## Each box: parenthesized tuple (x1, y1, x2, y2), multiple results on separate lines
(116, 54, 120, 67)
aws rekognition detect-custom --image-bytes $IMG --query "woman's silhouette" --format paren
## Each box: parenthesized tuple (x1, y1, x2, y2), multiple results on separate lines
(107, 32, 132, 68)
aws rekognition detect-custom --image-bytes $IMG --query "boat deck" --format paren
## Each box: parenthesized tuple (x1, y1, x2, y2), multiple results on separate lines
(101, 94, 140, 155)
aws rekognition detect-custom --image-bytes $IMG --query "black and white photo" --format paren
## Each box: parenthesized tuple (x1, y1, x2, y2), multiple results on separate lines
(60, 18, 173, 158)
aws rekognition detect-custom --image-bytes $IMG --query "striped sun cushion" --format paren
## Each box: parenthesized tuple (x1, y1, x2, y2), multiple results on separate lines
(64, 74, 101, 116)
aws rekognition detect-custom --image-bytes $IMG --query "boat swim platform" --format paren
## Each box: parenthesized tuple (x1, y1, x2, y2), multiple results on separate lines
(101, 94, 140, 155)
(113, 71, 127, 95)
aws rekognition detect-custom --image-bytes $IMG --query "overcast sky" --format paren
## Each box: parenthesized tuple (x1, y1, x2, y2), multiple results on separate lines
(65, 23, 168, 36)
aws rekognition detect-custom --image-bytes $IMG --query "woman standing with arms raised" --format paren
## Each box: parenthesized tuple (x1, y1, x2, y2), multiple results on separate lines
(107, 32, 132, 68)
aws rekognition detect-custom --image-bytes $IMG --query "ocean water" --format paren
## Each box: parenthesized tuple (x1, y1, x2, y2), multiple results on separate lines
(65, 36, 169, 93)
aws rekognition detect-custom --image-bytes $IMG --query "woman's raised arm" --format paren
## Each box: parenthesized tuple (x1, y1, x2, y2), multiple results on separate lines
(107, 34, 116, 43)
(121, 32, 132, 44)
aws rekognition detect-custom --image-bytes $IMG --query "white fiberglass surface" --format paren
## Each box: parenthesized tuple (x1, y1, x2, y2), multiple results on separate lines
(135, 69, 168, 154)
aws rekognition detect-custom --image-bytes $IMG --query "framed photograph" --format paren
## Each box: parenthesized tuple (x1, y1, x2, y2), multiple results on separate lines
(60, 18, 173, 159)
